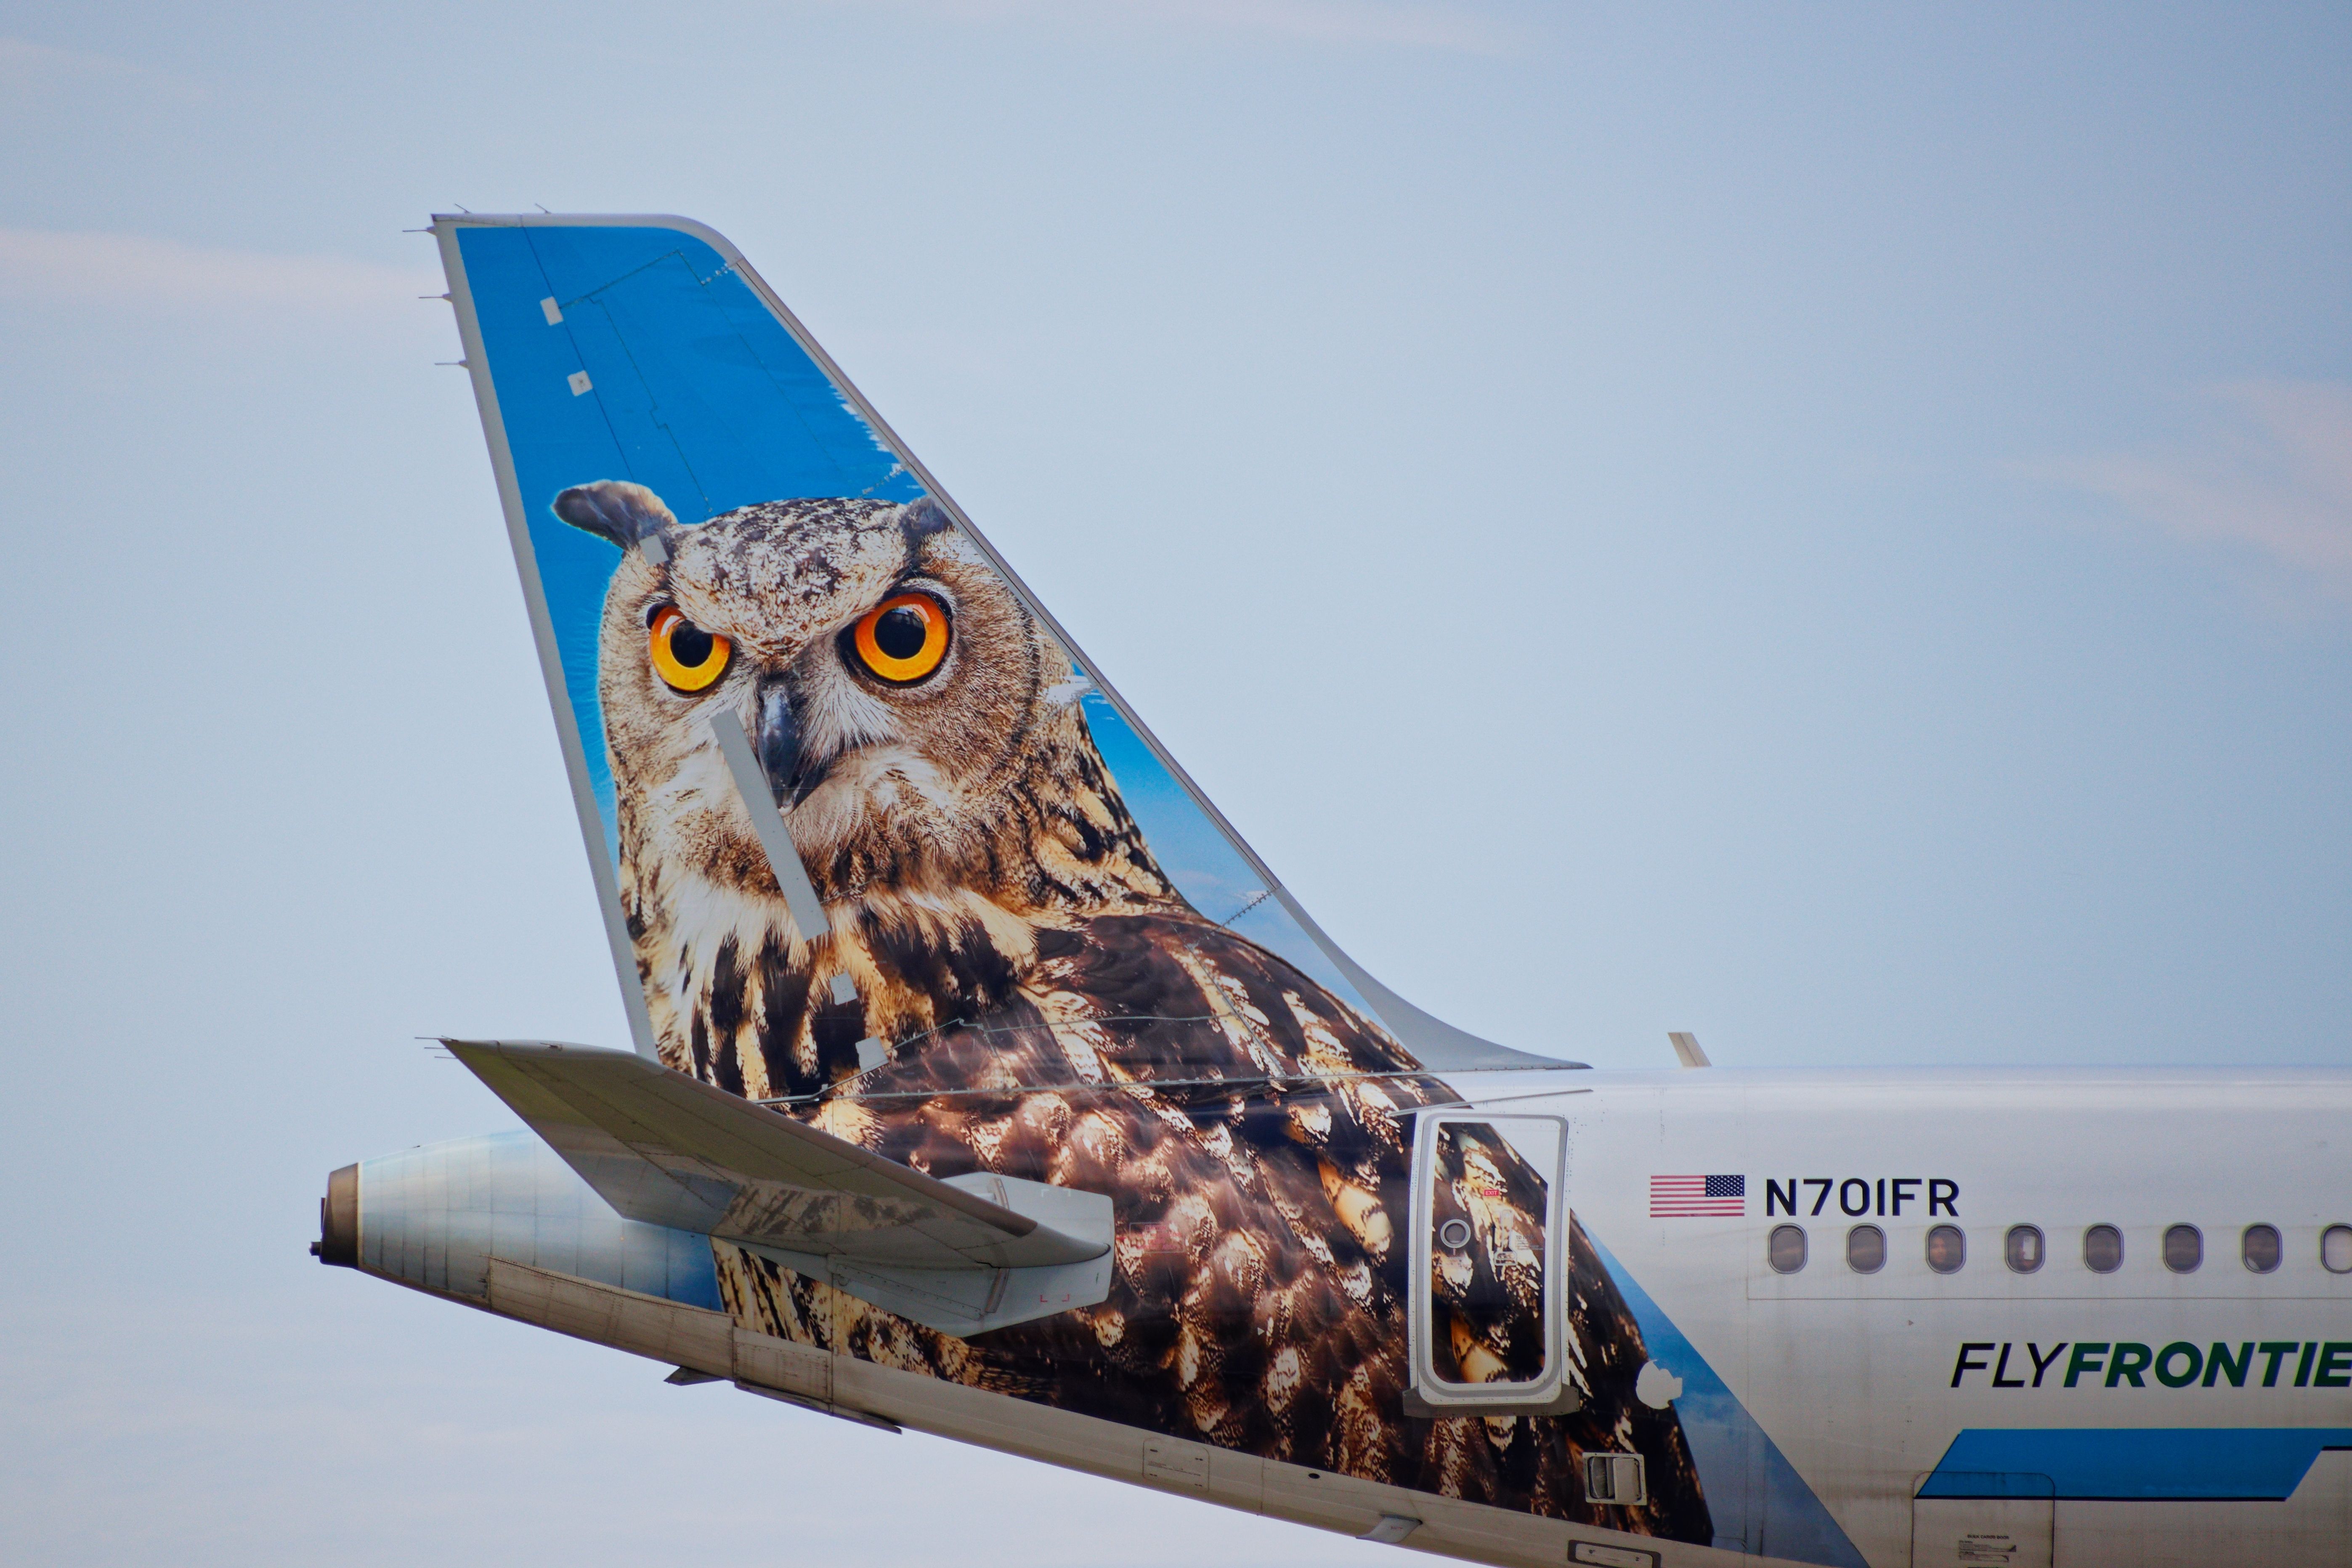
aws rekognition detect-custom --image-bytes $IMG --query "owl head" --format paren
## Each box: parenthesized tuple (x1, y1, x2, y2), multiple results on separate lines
(555, 480, 1176, 929)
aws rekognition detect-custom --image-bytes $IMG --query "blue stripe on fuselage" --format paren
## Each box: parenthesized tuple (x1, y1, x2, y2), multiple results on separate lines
(1922, 1428, 2352, 1500)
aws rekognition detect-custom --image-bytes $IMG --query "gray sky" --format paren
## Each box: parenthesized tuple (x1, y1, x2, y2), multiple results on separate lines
(1, 3, 2345, 1562)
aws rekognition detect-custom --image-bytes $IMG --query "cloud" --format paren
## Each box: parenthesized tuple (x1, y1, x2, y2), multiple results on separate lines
(0, 35, 205, 102)
(869, 0, 1519, 54)
(0, 228, 439, 317)
(2036, 380, 2352, 607)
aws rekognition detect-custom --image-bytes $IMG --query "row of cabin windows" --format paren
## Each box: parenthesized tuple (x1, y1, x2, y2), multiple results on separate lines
(1765, 1222, 2352, 1277)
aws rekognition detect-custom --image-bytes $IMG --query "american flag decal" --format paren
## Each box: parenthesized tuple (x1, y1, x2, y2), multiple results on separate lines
(1651, 1174, 1745, 1217)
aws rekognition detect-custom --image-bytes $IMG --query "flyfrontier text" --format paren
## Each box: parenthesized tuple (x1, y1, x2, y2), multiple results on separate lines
(1949, 1340, 2352, 1389)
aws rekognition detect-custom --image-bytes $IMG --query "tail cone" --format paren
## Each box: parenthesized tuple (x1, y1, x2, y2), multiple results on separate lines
(314, 1163, 357, 1266)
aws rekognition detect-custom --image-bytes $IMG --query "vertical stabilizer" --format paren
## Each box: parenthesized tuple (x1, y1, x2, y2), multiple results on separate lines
(434, 213, 1571, 1077)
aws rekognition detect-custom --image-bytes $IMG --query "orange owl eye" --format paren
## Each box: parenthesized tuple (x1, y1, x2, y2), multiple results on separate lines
(848, 592, 950, 684)
(648, 605, 732, 692)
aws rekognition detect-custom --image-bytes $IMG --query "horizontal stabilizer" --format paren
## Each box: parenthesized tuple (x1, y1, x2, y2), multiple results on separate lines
(445, 1040, 1107, 1272)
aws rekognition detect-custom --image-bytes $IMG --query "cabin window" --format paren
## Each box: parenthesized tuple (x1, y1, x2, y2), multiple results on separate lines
(1584, 1453, 1648, 1507)
(2004, 1225, 2044, 1273)
(2162, 1224, 2203, 1274)
(1845, 1224, 1885, 1274)
(2084, 1224, 2124, 1274)
(2241, 1225, 2281, 1273)
(1768, 1225, 1807, 1274)
(1925, 1224, 1966, 1274)
(1407, 1113, 1571, 1413)
(2324, 1225, 2352, 1275)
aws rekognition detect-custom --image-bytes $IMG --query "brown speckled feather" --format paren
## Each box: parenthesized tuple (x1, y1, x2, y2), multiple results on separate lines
(716, 915, 1706, 1536)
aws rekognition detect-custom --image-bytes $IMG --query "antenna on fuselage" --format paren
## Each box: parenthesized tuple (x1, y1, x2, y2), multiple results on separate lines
(1668, 1031, 1712, 1069)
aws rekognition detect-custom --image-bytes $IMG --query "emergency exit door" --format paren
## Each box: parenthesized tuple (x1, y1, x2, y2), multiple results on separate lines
(1405, 1111, 1577, 1416)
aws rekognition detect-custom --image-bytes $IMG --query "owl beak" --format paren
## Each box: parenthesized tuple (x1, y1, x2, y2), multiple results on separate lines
(753, 679, 825, 807)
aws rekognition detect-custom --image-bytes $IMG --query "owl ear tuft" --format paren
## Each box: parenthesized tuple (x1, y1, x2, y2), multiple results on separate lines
(899, 495, 953, 544)
(554, 481, 678, 552)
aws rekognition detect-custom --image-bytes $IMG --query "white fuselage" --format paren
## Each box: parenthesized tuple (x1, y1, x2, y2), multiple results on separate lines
(1460, 1066, 2352, 1567)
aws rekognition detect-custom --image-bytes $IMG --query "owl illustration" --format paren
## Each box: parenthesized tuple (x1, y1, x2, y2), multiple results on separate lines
(554, 479, 1706, 1537)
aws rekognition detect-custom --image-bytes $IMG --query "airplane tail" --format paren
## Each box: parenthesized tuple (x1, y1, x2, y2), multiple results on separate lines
(431, 213, 1566, 1085)
(323, 216, 1715, 1551)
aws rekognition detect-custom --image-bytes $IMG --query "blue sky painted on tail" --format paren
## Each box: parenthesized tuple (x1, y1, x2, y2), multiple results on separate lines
(1588, 1234, 1868, 1567)
(456, 219, 1365, 1009)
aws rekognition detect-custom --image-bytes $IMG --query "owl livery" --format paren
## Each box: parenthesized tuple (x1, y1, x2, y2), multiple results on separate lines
(556, 479, 1707, 1538)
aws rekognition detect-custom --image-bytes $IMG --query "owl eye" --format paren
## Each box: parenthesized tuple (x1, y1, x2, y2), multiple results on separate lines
(846, 592, 950, 685)
(647, 605, 732, 692)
